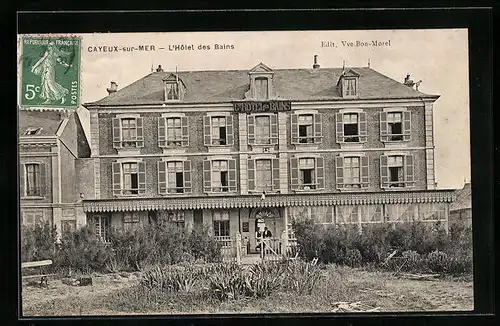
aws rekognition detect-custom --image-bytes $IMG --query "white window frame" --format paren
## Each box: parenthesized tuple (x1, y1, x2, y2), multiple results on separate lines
(115, 114, 143, 149)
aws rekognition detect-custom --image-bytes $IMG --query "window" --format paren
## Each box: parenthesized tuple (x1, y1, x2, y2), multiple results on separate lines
(247, 158, 280, 192)
(380, 154, 414, 189)
(24, 128, 41, 136)
(419, 203, 447, 221)
(255, 116, 271, 144)
(380, 111, 411, 142)
(112, 162, 146, 196)
(290, 157, 325, 191)
(344, 157, 361, 188)
(360, 205, 383, 223)
(345, 78, 357, 96)
(248, 114, 278, 145)
(291, 113, 322, 144)
(123, 163, 139, 194)
(203, 159, 237, 193)
(158, 116, 189, 147)
(166, 117, 182, 145)
(158, 160, 191, 195)
(386, 204, 418, 222)
(387, 113, 403, 141)
(299, 158, 316, 190)
(123, 211, 140, 223)
(343, 113, 359, 142)
(337, 206, 359, 224)
(92, 215, 110, 243)
(212, 160, 229, 192)
(61, 220, 76, 233)
(388, 156, 404, 188)
(336, 112, 367, 143)
(112, 117, 144, 148)
(255, 159, 272, 191)
(255, 77, 269, 100)
(25, 163, 41, 196)
(213, 211, 230, 237)
(23, 211, 44, 227)
(166, 211, 185, 228)
(165, 82, 180, 100)
(298, 115, 314, 143)
(204, 115, 234, 146)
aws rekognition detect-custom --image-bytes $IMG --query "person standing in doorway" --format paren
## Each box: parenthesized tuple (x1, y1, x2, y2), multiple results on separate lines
(262, 227, 272, 256)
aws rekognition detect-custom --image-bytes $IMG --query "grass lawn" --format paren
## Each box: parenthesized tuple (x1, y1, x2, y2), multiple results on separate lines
(21, 265, 473, 316)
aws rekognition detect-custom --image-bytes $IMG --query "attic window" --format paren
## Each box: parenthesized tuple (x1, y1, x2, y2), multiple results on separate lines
(165, 82, 180, 100)
(24, 128, 42, 136)
(344, 78, 357, 96)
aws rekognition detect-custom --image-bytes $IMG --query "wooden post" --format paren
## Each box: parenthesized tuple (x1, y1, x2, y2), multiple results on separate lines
(236, 231, 242, 264)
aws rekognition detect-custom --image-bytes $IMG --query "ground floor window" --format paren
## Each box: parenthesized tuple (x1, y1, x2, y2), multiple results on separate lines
(419, 203, 447, 221)
(23, 210, 44, 227)
(61, 220, 76, 233)
(91, 215, 110, 243)
(213, 211, 230, 237)
(155, 210, 185, 228)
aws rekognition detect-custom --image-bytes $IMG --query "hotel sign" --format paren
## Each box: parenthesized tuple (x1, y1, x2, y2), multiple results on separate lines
(233, 101, 291, 113)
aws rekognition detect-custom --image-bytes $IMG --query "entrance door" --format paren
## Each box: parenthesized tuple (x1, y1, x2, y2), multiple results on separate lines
(249, 208, 280, 254)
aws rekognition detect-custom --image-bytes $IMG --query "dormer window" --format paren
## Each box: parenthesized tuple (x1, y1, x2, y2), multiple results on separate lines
(162, 73, 186, 101)
(166, 82, 179, 100)
(255, 77, 269, 100)
(246, 63, 274, 100)
(338, 68, 360, 98)
(24, 127, 42, 136)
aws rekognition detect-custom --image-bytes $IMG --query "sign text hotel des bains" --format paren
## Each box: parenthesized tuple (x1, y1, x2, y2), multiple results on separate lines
(233, 101, 291, 113)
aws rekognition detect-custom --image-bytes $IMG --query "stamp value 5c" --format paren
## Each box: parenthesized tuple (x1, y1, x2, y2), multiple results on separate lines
(20, 36, 81, 109)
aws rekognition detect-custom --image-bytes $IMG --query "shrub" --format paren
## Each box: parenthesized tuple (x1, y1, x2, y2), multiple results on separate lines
(21, 222, 57, 264)
(206, 263, 246, 301)
(141, 265, 200, 293)
(401, 250, 424, 272)
(426, 250, 449, 274)
(283, 260, 323, 295)
(345, 248, 363, 267)
(244, 261, 286, 298)
(187, 225, 222, 262)
(56, 226, 112, 273)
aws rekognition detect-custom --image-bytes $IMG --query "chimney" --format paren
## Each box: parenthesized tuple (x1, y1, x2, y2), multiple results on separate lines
(403, 73, 414, 87)
(156, 65, 163, 72)
(313, 55, 320, 69)
(106, 81, 118, 95)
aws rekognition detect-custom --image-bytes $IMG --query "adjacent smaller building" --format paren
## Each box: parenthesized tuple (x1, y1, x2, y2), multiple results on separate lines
(19, 108, 91, 235)
(449, 182, 472, 227)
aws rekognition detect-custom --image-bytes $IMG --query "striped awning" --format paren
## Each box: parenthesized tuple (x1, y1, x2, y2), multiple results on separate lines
(83, 190, 456, 213)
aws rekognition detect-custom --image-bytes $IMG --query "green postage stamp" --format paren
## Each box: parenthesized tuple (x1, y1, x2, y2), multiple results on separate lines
(19, 36, 81, 109)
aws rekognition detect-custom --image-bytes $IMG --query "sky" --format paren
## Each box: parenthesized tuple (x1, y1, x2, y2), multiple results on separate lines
(33, 29, 472, 189)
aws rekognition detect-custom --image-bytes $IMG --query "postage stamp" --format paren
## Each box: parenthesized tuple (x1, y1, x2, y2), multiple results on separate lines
(19, 36, 81, 109)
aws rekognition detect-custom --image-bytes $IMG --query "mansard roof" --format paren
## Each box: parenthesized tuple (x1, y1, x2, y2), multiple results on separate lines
(18, 109, 65, 137)
(85, 66, 439, 107)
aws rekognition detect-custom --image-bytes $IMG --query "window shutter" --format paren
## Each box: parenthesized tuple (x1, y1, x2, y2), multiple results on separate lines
(203, 159, 212, 193)
(380, 155, 389, 188)
(228, 159, 237, 192)
(335, 156, 344, 189)
(183, 160, 192, 193)
(138, 162, 146, 194)
(112, 162, 121, 196)
(290, 157, 298, 190)
(272, 158, 280, 190)
(361, 156, 369, 188)
(203, 116, 211, 146)
(136, 117, 144, 147)
(158, 161, 166, 194)
(270, 114, 278, 145)
(39, 163, 46, 196)
(335, 113, 344, 143)
(380, 112, 388, 142)
(314, 113, 322, 144)
(19, 163, 25, 197)
(316, 156, 325, 189)
(403, 111, 411, 141)
(247, 115, 255, 145)
(405, 154, 414, 186)
(359, 112, 367, 142)
(291, 114, 298, 144)
(247, 159, 255, 191)
(226, 115, 234, 146)
(158, 117, 166, 147)
(112, 117, 121, 148)
(181, 116, 189, 147)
